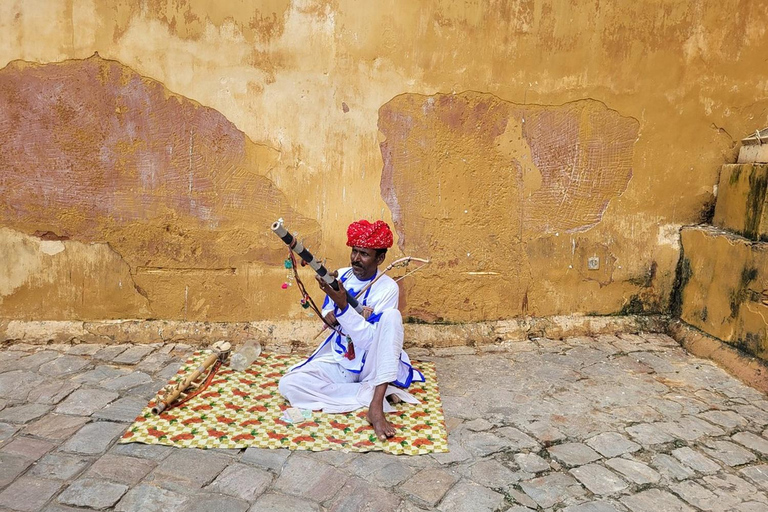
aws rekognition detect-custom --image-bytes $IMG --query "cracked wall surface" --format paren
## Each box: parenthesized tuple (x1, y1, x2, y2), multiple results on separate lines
(1, 1, 767, 322)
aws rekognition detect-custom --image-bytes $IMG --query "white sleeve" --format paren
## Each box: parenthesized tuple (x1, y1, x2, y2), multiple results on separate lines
(335, 281, 399, 351)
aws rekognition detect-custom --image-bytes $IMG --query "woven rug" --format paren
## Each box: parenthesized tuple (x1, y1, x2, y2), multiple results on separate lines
(120, 351, 448, 455)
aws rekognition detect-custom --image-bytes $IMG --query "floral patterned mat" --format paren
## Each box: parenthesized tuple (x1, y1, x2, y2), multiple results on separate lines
(120, 351, 448, 455)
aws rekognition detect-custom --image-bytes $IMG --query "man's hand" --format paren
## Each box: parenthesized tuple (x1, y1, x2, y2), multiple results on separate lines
(324, 310, 338, 326)
(316, 275, 348, 311)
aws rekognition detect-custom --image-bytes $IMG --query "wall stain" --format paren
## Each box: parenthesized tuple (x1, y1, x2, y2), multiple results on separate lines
(0, 54, 317, 320)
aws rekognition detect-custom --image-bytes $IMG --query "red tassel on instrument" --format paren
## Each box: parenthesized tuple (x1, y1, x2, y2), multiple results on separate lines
(345, 340, 356, 360)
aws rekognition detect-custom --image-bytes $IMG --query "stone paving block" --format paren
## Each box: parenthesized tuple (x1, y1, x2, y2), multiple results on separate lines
(460, 430, 512, 457)
(698, 410, 749, 430)
(651, 454, 695, 481)
(605, 457, 660, 484)
(92, 397, 148, 422)
(113, 345, 156, 365)
(93, 344, 132, 361)
(250, 493, 322, 512)
(0, 371, 49, 401)
(703, 473, 765, 504)
(671, 447, 722, 474)
(0, 476, 63, 512)
(736, 502, 768, 512)
(60, 421, 127, 455)
(27, 380, 80, 404)
(519, 472, 586, 509)
(586, 432, 641, 457)
(620, 488, 694, 512)
(136, 353, 174, 373)
(180, 494, 250, 512)
(307, 449, 358, 467)
(519, 420, 567, 445)
(327, 476, 402, 512)
(670, 479, 739, 511)
(15, 351, 61, 371)
(344, 451, 398, 478)
(507, 487, 538, 509)
(569, 464, 628, 495)
(101, 372, 153, 391)
(624, 423, 675, 446)
(115, 483, 187, 512)
(431, 437, 472, 465)
(701, 439, 757, 466)
(272, 455, 348, 502)
(463, 418, 494, 431)
(468, 459, 521, 489)
(241, 446, 291, 471)
(399, 467, 459, 508)
(515, 452, 550, 473)
(733, 404, 768, 427)
(23, 413, 89, 441)
(1, 436, 55, 460)
(0, 452, 34, 487)
(84, 453, 156, 485)
(366, 460, 416, 487)
(6, 343, 37, 352)
(548, 443, 602, 467)
(58, 478, 129, 509)
(38, 355, 90, 376)
(72, 365, 131, 384)
(495, 426, 540, 450)
(0, 403, 52, 424)
(150, 448, 232, 490)
(732, 431, 768, 456)
(438, 480, 505, 512)
(0, 422, 19, 445)
(433, 346, 476, 356)
(55, 388, 119, 416)
(206, 462, 272, 501)
(28, 452, 91, 480)
(66, 344, 103, 355)
(110, 442, 174, 461)
(740, 465, 768, 490)
(563, 501, 622, 512)
(658, 416, 725, 441)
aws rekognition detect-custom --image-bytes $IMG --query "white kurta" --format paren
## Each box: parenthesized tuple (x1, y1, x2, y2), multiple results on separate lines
(278, 267, 425, 413)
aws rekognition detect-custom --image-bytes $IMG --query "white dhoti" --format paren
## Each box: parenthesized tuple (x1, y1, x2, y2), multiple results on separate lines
(278, 309, 423, 413)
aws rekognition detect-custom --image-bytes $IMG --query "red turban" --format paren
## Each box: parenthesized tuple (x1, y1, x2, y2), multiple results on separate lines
(346, 220, 393, 249)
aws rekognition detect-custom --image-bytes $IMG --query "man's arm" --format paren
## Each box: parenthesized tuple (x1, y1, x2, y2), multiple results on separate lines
(316, 275, 399, 351)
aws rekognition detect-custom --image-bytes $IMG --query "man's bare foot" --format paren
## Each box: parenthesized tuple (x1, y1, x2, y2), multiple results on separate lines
(368, 382, 396, 441)
(367, 406, 396, 441)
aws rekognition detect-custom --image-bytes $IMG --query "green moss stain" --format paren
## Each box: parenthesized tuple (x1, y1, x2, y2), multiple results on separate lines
(729, 265, 758, 318)
(743, 168, 768, 240)
(669, 252, 692, 318)
(728, 165, 743, 185)
(620, 295, 645, 315)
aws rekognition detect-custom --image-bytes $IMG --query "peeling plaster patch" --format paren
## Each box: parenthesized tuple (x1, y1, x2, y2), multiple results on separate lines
(0, 54, 317, 271)
(657, 224, 682, 251)
(39, 240, 65, 256)
(379, 93, 638, 253)
(0, 229, 43, 297)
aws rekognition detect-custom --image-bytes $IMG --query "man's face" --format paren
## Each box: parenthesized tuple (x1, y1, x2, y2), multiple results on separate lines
(350, 246, 384, 280)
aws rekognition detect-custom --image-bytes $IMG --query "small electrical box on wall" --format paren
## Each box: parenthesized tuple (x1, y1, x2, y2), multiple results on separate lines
(588, 256, 600, 270)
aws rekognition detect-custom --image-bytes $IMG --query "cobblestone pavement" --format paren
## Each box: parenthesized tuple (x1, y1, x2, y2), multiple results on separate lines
(1, 332, 768, 511)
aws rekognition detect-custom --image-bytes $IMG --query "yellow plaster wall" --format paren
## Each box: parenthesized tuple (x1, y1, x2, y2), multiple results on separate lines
(679, 226, 768, 359)
(0, 1, 766, 322)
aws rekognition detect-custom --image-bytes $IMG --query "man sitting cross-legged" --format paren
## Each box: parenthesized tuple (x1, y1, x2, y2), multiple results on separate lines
(278, 219, 425, 440)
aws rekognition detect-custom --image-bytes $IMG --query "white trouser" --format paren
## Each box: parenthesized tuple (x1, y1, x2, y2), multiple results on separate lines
(278, 309, 418, 413)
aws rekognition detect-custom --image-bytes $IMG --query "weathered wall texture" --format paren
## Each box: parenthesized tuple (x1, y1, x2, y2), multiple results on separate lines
(0, 1, 766, 322)
(680, 164, 768, 360)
